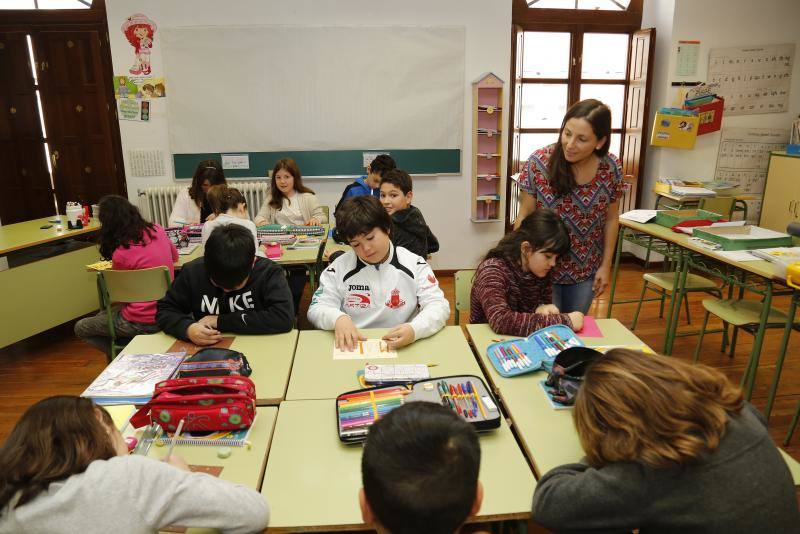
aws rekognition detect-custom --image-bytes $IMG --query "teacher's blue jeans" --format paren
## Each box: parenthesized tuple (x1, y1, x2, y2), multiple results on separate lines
(552, 276, 595, 314)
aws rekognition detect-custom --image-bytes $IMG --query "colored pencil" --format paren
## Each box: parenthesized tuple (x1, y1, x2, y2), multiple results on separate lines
(470, 381, 488, 418)
(164, 418, 184, 462)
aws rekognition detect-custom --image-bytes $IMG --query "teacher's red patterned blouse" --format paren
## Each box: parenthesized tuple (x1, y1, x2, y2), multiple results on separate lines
(518, 144, 623, 284)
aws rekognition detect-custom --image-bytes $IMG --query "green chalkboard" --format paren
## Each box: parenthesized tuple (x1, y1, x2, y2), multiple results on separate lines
(173, 149, 460, 179)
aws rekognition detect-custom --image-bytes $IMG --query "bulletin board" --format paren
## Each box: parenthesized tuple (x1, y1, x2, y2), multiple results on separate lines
(161, 25, 465, 175)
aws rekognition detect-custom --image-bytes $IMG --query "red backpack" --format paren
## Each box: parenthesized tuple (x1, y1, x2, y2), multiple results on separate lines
(130, 376, 256, 433)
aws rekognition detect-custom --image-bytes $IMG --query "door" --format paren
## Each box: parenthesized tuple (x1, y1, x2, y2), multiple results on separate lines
(35, 29, 124, 206)
(0, 31, 54, 224)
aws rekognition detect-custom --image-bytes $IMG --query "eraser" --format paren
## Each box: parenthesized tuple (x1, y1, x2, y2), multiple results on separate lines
(217, 447, 232, 459)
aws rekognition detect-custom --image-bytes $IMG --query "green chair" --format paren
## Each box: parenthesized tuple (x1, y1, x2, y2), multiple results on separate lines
(698, 196, 736, 220)
(98, 267, 171, 362)
(785, 400, 800, 446)
(693, 298, 790, 398)
(320, 205, 330, 225)
(454, 270, 476, 325)
(630, 271, 724, 330)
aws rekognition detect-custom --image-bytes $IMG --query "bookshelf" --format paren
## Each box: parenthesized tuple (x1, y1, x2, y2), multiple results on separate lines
(471, 73, 505, 222)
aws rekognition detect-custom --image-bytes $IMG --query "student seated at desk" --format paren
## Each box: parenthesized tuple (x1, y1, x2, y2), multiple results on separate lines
(157, 224, 294, 346)
(470, 209, 583, 336)
(168, 159, 226, 226)
(0, 396, 268, 533)
(379, 169, 439, 258)
(201, 185, 263, 257)
(532, 349, 799, 533)
(334, 154, 397, 216)
(75, 195, 178, 357)
(360, 402, 483, 534)
(253, 158, 327, 226)
(308, 196, 449, 351)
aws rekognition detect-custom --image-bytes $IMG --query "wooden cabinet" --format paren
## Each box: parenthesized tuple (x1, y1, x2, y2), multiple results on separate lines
(471, 73, 504, 222)
(760, 151, 800, 232)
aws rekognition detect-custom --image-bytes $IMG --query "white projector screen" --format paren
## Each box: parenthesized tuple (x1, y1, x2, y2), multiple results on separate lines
(161, 26, 465, 154)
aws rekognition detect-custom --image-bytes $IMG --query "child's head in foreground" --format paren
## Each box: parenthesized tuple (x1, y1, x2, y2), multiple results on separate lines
(360, 402, 482, 534)
(335, 196, 394, 264)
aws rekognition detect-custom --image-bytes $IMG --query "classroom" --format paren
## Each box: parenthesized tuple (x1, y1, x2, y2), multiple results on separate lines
(1, 0, 800, 532)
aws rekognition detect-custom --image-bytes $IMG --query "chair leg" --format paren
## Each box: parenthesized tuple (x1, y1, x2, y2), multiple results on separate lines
(721, 321, 729, 352)
(693, 310, 711, 363)
(683, 291, 691, 325)
(454, 310, 460, 326)
(644, 235, 654, 269)
(658, 289, 666, 319)
(729, 326, 739, 358)
(630, 281, 649, 331)
(785, 401, 800, 446)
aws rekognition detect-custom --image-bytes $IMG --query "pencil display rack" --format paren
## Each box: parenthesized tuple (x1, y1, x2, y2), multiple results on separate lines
(471, 73, 505, 223)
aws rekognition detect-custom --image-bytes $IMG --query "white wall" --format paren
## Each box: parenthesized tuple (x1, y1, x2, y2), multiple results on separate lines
(641, 0, 800, 208)
(105, 0, 512, 270)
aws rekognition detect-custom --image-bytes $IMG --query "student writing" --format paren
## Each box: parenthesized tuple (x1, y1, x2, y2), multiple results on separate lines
(157, 224, 294, 345)
(308, 196, 449, 351)
(201, 185, 262, 257)
(470, 209, 583, 335)
(168, 159, 226, 226)
(0, 396, 268, 534)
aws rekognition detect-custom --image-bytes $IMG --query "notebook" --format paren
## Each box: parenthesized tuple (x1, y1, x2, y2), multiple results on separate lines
(81, 352, 186, 405)
(153, 415, 256, 446)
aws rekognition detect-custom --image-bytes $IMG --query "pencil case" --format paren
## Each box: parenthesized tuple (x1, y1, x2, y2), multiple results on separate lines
(485, 324, 584, 378)
(336, 374, 500, 443)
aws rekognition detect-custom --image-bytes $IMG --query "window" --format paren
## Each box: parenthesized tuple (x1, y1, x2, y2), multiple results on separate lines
(1, 0, 91, 9)
(526, 0, 631, 10)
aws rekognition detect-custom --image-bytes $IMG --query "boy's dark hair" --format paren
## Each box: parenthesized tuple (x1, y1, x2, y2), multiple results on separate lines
(380, 169, 413, 195)
(335, 196, 393, 242)
(204, 224, 255, 289)
(368, 154, 397, 178)
(362, 402, 480, 534)
(486, 208, 570, 261)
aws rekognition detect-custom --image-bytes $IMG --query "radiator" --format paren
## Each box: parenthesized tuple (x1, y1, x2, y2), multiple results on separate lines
(138, 181, 269, 226)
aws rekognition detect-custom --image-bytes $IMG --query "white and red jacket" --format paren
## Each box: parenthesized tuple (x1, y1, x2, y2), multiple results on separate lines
(308, 243, 449, 340)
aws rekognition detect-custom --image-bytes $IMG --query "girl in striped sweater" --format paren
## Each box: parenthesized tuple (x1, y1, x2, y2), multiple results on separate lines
(470, 209, 584, 336)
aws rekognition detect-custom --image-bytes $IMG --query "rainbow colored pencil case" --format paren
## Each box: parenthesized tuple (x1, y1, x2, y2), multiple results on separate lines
(486, 324, 584, 378)
(335, 374, 500, 443)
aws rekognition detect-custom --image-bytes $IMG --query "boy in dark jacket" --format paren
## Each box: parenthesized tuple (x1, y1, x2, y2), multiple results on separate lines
(156, 224, 294, 345)
(334, 154, 396, 216)
(379, 169, 439, 258)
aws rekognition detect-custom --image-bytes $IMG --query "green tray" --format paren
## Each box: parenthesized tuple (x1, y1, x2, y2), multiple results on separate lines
(655, 209, 723, 228)
(692, 226, 793, 251)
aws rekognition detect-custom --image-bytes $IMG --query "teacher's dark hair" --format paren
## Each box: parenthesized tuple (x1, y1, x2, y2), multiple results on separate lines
(548, 99, 611, 196)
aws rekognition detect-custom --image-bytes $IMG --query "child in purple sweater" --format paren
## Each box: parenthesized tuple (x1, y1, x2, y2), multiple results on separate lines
(75, 195, 177, 357)
(470, 209, 583, 336)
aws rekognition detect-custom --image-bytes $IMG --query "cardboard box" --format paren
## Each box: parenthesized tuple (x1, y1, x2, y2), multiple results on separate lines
(650, 110, 699, 149)
(684, 96, 724, 136)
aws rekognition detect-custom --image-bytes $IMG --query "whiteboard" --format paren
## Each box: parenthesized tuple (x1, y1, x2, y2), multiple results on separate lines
(161, 26, 465, 154)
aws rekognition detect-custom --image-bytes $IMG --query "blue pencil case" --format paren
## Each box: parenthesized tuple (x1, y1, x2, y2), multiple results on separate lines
(485, 324, 584, 378)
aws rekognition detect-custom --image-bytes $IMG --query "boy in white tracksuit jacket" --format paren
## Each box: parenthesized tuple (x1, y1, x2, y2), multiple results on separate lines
(308, 196, 449, 351)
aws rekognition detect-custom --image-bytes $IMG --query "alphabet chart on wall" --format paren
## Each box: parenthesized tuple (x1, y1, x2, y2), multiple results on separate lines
(714, 127, 788, 223)
(708, 43, 795, 116)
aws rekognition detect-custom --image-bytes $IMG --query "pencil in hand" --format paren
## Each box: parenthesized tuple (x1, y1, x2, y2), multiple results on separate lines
(164, 419, 185, 462)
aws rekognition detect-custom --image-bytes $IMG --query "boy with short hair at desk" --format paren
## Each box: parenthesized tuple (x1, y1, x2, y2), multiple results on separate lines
(334, 154, 396, 215)
(157, 224, 294, 346)
(308, 196, 449, 351)
(360, 402, 483, 534)
(379, 169, 439, 258)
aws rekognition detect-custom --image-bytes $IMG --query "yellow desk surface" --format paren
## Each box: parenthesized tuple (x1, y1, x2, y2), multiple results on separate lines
(120, 331, 299, 405)
(286, 326, 484, 401)
(0, 216, 101, 255)
(261, 399, 534, 532)
(619, 219, 779, 281)
(466, 321, 800, 485)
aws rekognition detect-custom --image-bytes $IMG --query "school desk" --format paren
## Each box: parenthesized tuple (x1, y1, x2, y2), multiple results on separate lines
(107, 404, 277, 491)
(286, 326, 484, 401)
(652, 190, 752, 221)
(120, 330, 298, 405)
(261, 399, 534, 532)
(465, 321, 800, 486)
(0, 216, 101, 348)
(607, 218, 795, 405)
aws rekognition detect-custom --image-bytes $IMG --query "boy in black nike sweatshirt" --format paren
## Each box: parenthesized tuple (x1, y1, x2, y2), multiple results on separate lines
(157, 224, 294, 345)
(378, 169, 439, 258)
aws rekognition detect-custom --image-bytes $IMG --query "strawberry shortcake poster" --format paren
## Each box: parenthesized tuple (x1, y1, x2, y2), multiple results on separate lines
(121, 13, 157, 76)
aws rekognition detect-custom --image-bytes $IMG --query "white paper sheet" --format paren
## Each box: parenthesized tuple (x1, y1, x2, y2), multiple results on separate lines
(620, 209, 658, 223)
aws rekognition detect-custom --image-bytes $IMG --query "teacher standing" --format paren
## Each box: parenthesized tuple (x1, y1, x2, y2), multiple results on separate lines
(515, 99, 623, 314)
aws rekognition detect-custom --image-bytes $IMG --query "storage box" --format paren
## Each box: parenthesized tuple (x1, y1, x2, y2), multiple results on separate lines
(692, 225, 793, 251)
(650, 110, 700, 149)
(684, 96, 724, 136)
(655, 209, 723, 228)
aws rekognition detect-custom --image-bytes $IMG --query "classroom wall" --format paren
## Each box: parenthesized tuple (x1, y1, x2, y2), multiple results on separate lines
(105, 0, 512, 270)
(641, 0, 800, 208)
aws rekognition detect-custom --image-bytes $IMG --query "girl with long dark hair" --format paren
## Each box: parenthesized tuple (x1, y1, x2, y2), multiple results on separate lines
(168, 159, 227, 226)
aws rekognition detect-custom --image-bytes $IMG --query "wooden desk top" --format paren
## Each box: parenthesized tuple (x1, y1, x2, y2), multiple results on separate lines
(261, 399, 534, 532)
(286, 326, 484, 401)
(619, 219, 780, 281)
(465, 321, 800, 485)
(120, 331, 299, 405)
(0, 216, 100, 255)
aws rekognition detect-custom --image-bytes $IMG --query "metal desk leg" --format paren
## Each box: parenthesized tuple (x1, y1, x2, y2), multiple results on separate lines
(663, 252, 687, 355)
(606, 226, 625, 319)
(764, 289, 798, 420)
(741, 281, 773, 401)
